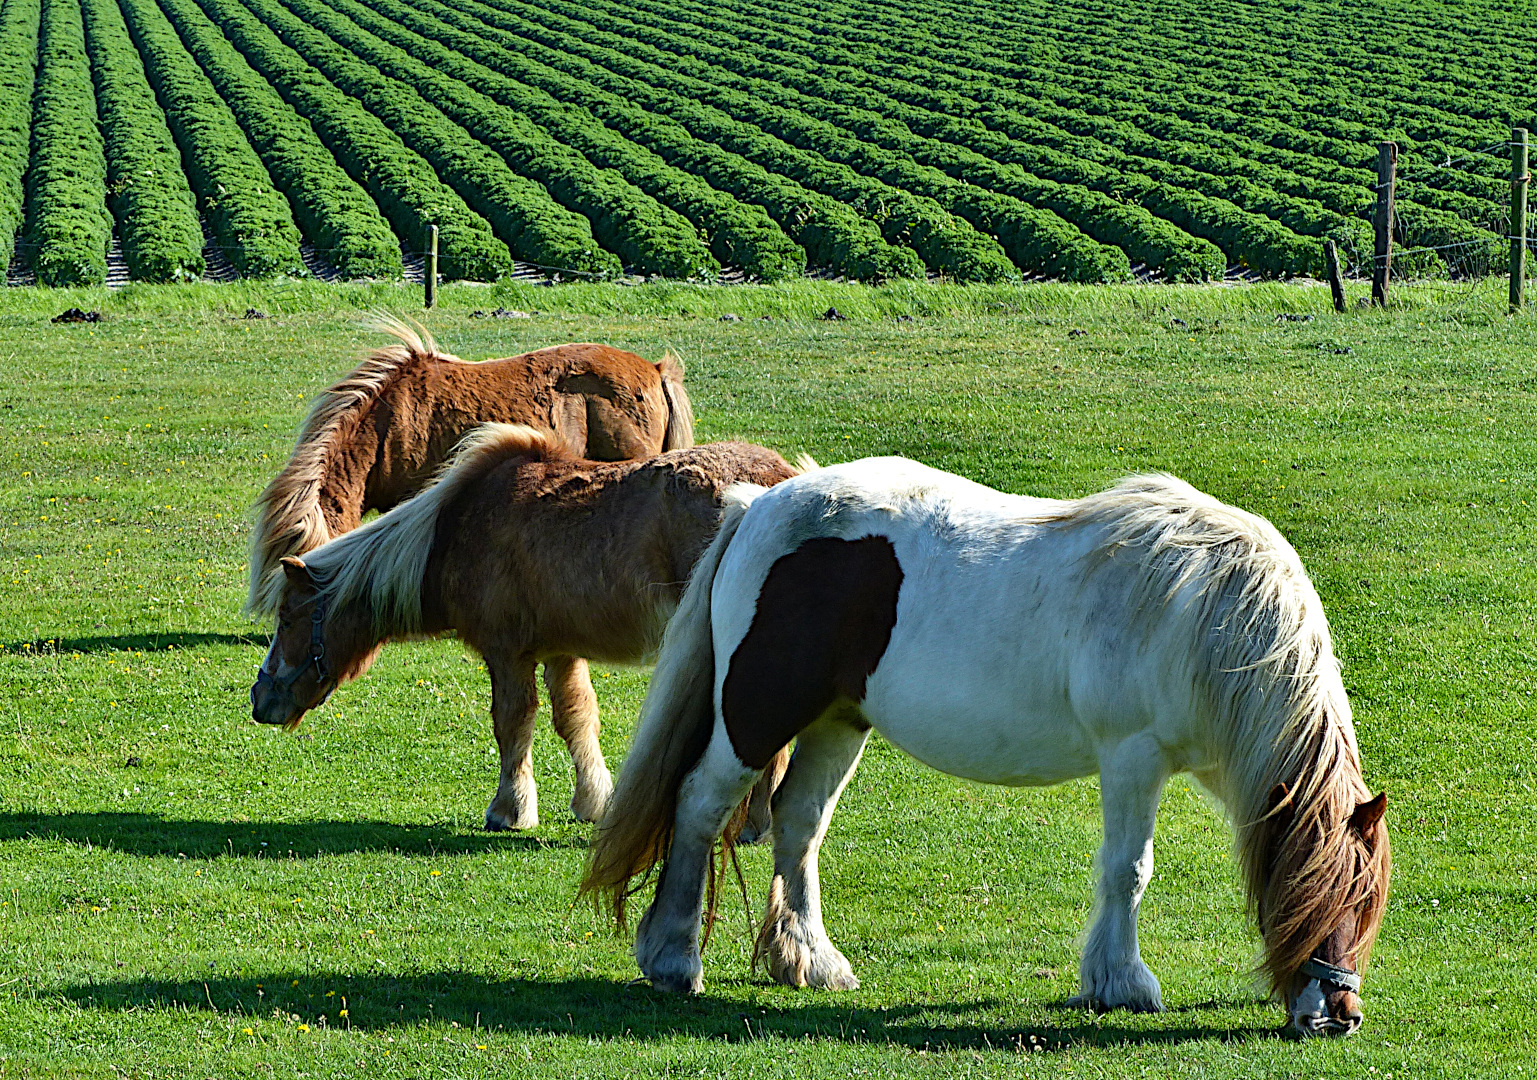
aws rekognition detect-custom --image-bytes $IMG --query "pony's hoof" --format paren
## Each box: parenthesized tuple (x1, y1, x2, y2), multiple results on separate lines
(736, 820, 771, 845)
(645, 968, 704, 994)
(484, 805, 538, 831)
(569, 776, 613, 823)
(1071, 956, 1164, 1013)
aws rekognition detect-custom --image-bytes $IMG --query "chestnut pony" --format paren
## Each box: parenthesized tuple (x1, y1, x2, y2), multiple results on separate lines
(585, 463, 1390, 1037)
(250, 425, 796, 832)
(246, 318, 694, 619)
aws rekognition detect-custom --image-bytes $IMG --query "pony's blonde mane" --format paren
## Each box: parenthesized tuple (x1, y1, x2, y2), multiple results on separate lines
(1061, 474, 1390, 994)
(246, 315, 463, 618)
(298, 424, 561, 636)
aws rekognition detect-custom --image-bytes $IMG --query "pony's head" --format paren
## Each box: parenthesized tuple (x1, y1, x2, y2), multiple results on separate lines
(250, 557, 381, 729)
(1256, 780, 1391, 1037)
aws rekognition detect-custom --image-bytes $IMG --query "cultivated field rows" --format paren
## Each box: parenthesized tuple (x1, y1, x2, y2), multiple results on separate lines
(0, 0, 1529, 285)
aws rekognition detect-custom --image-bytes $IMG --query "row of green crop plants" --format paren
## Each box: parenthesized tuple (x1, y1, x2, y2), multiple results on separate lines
(1, 0, 1511, 285)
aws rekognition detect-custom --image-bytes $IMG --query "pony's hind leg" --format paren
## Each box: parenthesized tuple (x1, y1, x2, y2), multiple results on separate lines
(756, 709, 869, 990)
(634, 729, 760, 993)
(484, 653, 541, 831)
(544, 656, 613, 822)
(1071, 734, 1171, 1013)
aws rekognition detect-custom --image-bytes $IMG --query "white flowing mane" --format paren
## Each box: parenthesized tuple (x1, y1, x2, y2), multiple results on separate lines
(1059, 474, 1382, 985)
(298, 424, 556, 636)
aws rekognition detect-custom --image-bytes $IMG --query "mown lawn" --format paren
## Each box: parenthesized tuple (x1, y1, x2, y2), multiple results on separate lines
(0, 277, 1533, 1077)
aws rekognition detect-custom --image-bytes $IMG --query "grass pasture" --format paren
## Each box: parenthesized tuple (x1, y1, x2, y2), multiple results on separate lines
(0, 278, 1534, 1077)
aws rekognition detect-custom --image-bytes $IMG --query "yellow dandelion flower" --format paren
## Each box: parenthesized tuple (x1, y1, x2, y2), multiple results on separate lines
(242, 1027, 253, 1036)
(429, 870, 442, 877)
(297, 1024, 310, 1033)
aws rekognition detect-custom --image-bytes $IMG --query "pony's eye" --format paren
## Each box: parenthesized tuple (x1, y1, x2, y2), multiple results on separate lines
(277, 619, 291, 633)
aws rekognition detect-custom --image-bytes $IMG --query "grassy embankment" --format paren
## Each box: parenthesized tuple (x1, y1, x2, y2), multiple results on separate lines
(0, 277, 1533, 1077)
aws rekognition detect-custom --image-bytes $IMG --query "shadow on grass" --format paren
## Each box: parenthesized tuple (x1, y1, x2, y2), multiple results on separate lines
(0, 812, 582, 858)
(2, 631, 267, 655)
(59, 972, 1277, 1050)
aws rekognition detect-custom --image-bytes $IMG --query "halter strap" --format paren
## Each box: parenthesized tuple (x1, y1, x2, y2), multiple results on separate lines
(254, 595, 333, 705)
(1298, 957, 1362, 994)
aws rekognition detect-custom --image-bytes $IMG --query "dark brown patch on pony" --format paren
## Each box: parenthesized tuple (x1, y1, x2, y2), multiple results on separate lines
(721, 536, 903, 769)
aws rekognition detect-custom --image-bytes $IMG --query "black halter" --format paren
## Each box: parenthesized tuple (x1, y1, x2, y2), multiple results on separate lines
(1298, 957, 1362, 994)
(253, 595, 334, 706)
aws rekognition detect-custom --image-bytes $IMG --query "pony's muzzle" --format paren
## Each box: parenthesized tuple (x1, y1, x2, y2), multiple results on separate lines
(250, 679, 297, 728)
(1288, 982, 1363, 1037)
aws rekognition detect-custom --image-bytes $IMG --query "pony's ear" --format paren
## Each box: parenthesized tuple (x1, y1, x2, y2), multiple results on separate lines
(1350, 792, 1387, 837)
(279, 556, 312, 586)
(1266, 782, 1294, 828)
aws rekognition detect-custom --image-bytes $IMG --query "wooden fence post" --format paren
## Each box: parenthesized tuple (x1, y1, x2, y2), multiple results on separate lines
(425, 224, 439, 310)
(1323, 239, 1347, 313)
(1513, 128, 1528, 314)
(1372, 141, 1397, 307)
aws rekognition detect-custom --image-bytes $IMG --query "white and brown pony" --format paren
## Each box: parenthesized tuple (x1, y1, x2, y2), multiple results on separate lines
(249, 425, 796, 832)
(246, 318, 694, 619)
(584, 462, 1391, 1037)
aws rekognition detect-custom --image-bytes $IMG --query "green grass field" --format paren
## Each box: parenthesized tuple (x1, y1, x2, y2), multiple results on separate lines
(1, 278, 1533, 1077)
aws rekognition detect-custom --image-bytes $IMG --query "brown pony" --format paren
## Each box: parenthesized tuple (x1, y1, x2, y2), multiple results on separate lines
(246, 317, 694, 619)
(249, 425, 796, 832)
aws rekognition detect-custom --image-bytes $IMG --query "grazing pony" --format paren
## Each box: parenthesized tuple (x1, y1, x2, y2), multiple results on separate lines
(246, 318, 694, 619)
(249, 425, 797, 832)
(584, 461, 1391, 1038)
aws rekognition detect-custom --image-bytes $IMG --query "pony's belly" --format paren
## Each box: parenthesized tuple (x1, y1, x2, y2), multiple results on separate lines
(859, 685, 1099, 787)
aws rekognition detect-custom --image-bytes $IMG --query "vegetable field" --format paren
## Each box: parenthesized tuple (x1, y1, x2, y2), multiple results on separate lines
(2, 0, 1532, 284)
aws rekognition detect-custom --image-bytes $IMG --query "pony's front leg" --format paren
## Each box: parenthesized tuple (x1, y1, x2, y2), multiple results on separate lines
(756, 712, 869, 990)
(544, 656, 612, 822)
(484, 653, 540, 831)
(634, 730, 758, 993)
(1071, 735, 1170, 1013)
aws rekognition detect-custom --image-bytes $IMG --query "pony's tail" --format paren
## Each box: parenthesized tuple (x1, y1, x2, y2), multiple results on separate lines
(658, 350, 695, 451)
(582, 484, 760, 927)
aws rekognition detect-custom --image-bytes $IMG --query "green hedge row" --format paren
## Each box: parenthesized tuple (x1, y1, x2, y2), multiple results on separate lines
(411, 0, 1132, 282)
(0, 0, 40, 274)
(355, 0, 910, 281)
(78, 0, 202, 282)
(23, 0, 112, 285)
(184, 0, 518, 281)
(156, 0, 400, 279)
(117, 0, 304, 277)
(249, 0, 712, 279)
(325, 0, 803, 282)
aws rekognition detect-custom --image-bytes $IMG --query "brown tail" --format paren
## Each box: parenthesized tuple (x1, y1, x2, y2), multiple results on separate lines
(657, 350, 695, 451)
(245, 315, 451, 619)
(581, 487, 758, 927)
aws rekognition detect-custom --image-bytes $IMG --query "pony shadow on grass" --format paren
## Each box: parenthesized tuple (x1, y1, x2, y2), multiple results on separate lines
(2, 631, 267, 656)
(59, 971, 1278, 1051)
(0, 812, 583, 858)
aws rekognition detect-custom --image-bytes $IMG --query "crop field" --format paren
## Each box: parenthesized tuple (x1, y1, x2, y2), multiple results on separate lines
(0, 278, 1534, 1077)
(1, 0, 1532, 287)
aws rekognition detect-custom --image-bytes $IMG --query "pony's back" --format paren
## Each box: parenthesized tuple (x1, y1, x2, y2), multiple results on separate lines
(246, 319, 693, 619)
